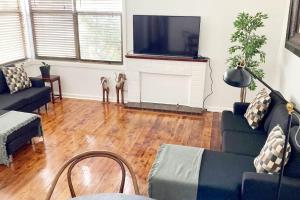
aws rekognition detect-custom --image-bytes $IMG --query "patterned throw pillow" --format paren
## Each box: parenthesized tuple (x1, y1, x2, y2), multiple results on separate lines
(254, 125, 291, 174)
(1, 65, 32, 94)
(244, 88, 271, 129)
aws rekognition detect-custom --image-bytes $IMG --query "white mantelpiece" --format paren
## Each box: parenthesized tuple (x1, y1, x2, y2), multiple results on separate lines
(126, 58, 207, 108)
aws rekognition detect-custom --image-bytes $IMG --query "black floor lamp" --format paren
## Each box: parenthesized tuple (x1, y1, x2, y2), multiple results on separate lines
(223, 65, 300, 200)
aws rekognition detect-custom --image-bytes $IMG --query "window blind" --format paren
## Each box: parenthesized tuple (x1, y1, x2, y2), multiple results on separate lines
(76, 0, 122, 62)
(0, 0, 26, 65)
(76, 0, 122, 12)
(29, 0, 122, 62)
(30, 0, 76, 58)
(78, 14, 122, 62)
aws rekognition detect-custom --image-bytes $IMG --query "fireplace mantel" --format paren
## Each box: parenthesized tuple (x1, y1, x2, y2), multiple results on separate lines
(126, 54, 208, 63)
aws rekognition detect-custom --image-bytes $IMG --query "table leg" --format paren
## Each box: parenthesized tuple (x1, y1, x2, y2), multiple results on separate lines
(50, 81, 55, 104)
(58, 77, 62, 100)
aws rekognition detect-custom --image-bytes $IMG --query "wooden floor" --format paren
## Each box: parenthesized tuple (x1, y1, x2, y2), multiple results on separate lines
(0, 99, 221, 200)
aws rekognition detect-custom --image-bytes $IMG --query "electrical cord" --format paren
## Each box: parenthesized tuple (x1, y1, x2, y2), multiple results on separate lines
(202, 57, 213, 110)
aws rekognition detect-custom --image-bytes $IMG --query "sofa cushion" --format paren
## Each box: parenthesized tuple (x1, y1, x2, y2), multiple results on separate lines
(1, 65, 32, 94)
(263, 91, 286, 132)
(15, 87, 51, 103)
(254, 125, 291, 174)
(285, 125, 300, 178)
(198, 151, 255, 200)
(221, 111, 265, 135)
(222, 130, 267, 157)
(0, 93, 27, 110)
(266, 104, 289, 134)
(0, 87, 50, 110)
(0, 67, 9, 94)
(244, 89, 271, 129)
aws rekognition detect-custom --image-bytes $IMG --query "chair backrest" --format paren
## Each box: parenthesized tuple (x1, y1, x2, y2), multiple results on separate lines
(45, 151, 140, 200)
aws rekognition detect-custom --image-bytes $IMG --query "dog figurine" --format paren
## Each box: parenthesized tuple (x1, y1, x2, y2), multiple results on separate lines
(101, 77, 110, 103)
(115, 73, 126, 104)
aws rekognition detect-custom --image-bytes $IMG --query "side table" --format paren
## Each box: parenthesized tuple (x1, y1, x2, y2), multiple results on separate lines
(37, 75, 62, 104)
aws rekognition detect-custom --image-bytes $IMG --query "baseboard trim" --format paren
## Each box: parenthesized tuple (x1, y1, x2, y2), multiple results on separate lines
(205, 106, 232, 113)
(59, 93, 230, 113)
(62, 93, 118, 102)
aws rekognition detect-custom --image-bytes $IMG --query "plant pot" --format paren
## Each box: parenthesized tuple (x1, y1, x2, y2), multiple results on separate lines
(40, 66, 50, 78)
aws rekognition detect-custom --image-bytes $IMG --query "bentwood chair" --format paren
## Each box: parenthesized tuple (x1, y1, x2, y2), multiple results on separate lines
(45, 151, 140, 200)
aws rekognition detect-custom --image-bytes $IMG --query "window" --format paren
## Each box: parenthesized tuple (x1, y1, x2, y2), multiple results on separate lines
(0, 0, 26, 65)
(29, 0, 122, 63)
(286, 0, 300, 57)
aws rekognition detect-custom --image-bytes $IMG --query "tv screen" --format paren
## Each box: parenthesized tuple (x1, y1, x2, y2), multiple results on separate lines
(133, 15, 201, 57)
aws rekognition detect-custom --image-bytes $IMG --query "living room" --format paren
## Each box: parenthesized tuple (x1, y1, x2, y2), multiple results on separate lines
(0, 0, 299, 200)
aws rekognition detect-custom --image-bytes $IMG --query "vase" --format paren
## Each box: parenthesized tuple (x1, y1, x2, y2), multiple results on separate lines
(40, 66, 50, 78)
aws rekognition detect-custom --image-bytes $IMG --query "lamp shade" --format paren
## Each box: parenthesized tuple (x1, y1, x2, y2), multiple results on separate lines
(223, 67, 251, 88)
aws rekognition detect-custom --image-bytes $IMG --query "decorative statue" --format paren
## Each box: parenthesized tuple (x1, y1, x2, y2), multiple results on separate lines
(115, 73, 126, 104)
(100, 77, 110, 103)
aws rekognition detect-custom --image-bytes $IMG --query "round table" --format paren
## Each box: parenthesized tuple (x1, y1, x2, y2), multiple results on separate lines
(71, 193, 155, 200)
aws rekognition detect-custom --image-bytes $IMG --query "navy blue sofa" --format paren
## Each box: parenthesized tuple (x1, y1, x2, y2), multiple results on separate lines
(197, 91, 300, 200)
(0, 67, 51, 112)
(0, 66, 51, 156)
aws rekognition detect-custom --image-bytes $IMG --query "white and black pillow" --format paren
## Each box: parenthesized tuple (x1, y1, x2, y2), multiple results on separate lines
(254, 125, 291, 174)
(1, 65, 32, 94)
(244, 89, 271, 129)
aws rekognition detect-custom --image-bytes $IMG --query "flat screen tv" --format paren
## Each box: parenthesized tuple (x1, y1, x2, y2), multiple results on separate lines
(133, 15, 201, 57)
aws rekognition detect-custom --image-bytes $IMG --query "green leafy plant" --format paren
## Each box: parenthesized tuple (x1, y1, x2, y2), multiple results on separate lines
(228, 12, 268, 90)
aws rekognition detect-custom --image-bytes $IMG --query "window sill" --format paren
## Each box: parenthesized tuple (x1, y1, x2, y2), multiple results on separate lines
(25, 59, 125, 71)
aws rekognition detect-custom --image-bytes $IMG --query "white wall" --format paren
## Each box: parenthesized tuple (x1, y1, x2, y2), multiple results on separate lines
(24, 0, 287, 111)
(278, 0, 300, 106)
(126, 0, 286, 111)
(24, 60, 125, 102)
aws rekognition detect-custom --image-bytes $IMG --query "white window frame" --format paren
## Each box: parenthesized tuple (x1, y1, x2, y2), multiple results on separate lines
(29, 0, 123, 64)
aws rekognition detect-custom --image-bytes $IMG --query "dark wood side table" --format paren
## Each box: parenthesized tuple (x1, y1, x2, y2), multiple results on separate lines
(38, 75, 62, 104)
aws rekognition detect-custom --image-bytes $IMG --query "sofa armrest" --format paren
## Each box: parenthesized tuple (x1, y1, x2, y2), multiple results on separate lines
(30, 77, 45, 88)
(242, 172, 300, 200)
(233, 102, 250, 115)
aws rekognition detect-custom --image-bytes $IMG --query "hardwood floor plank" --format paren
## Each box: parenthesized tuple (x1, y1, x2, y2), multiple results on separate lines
(0, 99, 221, 199)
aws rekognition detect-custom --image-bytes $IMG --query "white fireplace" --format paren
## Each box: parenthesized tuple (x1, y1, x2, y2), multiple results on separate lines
(126, 58, 207, 108)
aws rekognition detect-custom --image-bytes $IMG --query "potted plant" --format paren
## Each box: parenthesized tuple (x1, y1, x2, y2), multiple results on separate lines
(40, 62, 51, 78)
(227, 12, 268, 102)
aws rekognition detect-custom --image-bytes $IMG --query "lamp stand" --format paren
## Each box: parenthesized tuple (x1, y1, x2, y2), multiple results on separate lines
(276, 102, 294, 200)
(240, 88, 247, 103)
